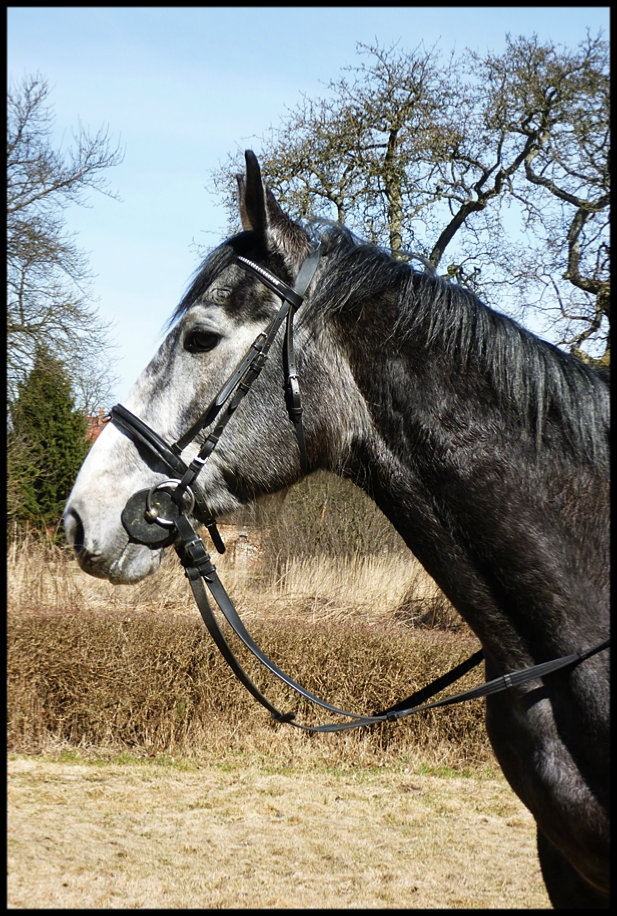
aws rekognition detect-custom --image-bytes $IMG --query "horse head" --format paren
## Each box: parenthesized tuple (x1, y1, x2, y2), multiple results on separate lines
(64, 152, 367, 582)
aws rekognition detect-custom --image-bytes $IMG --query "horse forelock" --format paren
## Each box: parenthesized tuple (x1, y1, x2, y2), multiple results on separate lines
(168, 231, 259, 328)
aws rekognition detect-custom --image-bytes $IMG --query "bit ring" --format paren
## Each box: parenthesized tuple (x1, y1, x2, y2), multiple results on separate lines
(145, 478, 195, 527)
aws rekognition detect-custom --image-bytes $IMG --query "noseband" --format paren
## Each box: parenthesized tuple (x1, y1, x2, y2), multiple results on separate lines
(106, 244, 610, 733)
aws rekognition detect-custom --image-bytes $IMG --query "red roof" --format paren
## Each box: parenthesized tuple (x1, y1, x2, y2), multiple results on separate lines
(85, 408, 108, 443)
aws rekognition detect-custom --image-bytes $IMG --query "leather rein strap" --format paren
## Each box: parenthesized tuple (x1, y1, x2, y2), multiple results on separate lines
(109, 243, 610, 734)
(174, 512, 610, 733)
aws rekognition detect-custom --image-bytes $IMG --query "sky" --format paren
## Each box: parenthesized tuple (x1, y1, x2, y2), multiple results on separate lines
(8, 6, 610, 407)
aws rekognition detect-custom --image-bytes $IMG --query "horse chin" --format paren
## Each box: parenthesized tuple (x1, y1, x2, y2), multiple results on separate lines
(75, 538, 164, 585)
(107, 542, 164, 584)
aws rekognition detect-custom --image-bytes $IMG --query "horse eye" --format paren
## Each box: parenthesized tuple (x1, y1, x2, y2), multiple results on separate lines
(184, 329, 221, 353)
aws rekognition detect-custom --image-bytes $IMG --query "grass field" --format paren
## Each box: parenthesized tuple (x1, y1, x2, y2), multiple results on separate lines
(7, 752, 550, 909)
(7, 536, 551, 908)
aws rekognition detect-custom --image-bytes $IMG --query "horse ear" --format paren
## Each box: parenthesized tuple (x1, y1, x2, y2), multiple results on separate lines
(236, 150, 267, 236)
(237, 150, 310, 262)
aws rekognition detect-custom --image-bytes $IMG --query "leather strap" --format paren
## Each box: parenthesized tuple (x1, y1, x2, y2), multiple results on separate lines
(109, 405, 226, 553)
(284, 307, 308, 473)
(236, 242, 321, 311)
(174, 514, 610, 733)
(110, 404, 188, 478)
(237, 257, 304, 310)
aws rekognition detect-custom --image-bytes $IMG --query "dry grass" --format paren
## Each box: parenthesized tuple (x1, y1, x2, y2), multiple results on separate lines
(7, 536, 552, 909)
(8, 535, 487, 768)
(7, 608, 489, 767)
(7, 529, 461, 626)
(7, 754, 550, 909)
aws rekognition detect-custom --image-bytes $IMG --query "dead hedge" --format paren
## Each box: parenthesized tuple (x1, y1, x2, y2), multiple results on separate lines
(8, 606, 493, 769)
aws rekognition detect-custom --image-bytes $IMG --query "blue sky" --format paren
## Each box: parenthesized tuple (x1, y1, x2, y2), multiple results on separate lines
(8, 6, 610, 405)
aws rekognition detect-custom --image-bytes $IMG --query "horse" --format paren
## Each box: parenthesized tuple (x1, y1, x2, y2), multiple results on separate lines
(64, 150, 610, 908)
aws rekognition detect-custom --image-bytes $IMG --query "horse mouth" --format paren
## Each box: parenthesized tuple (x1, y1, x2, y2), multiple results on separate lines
(69, 529, 161, 584)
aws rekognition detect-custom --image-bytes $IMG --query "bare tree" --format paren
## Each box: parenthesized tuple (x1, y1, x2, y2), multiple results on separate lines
(210, 34, 609, 365)
(7, 74, 124, 409)
(477, 33, 609, 365)
(212, 42, 456, 257)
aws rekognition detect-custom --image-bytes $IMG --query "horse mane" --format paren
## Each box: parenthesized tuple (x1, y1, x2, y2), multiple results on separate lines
(171, 223, 609, 465)
(307, 224, 609, 465)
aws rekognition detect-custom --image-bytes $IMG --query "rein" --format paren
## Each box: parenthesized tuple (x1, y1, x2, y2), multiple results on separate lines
(108, 245, 610, 734)
(172, 512, 610, 732)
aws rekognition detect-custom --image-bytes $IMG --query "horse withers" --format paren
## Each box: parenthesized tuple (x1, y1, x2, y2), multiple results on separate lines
(65, 151, 609, 908)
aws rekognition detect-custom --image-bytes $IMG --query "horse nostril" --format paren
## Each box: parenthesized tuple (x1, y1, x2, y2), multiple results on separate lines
(64, 507, 85, 555)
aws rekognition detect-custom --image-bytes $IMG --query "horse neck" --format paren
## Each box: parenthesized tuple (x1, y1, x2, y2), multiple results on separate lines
(342, 326, 608, 669)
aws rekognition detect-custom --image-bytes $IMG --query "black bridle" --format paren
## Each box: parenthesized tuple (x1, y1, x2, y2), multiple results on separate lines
(111, 243, 321, 552)
(107, 245, 610, 733)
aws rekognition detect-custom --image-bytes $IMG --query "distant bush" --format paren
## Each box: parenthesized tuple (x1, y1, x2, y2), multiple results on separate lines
(225, 470, 408, 568)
